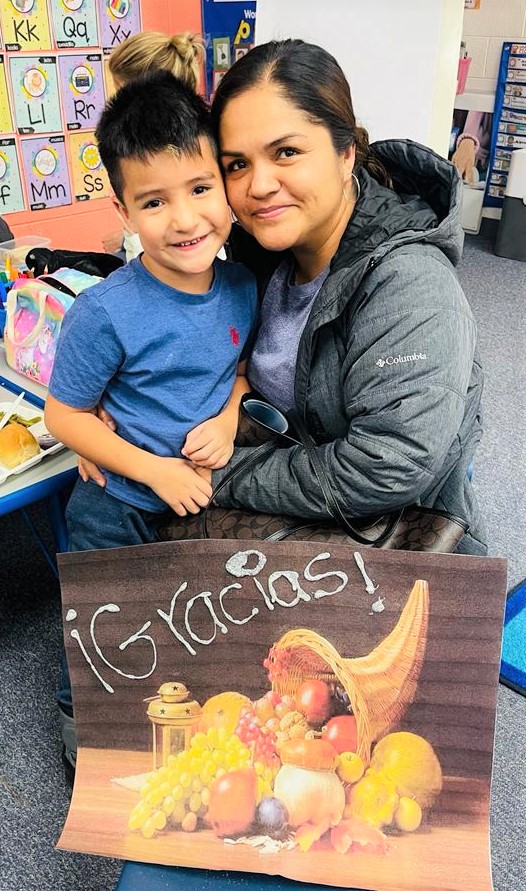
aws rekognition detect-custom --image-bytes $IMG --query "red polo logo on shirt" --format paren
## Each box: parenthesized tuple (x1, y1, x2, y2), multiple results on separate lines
(229, 326, 240, 346)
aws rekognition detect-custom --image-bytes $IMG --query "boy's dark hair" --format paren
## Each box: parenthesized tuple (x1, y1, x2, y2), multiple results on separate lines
(96, 71, 216, 203)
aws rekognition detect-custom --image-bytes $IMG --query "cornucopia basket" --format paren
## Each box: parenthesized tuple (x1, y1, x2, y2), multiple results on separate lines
(270, 579, 430, 762)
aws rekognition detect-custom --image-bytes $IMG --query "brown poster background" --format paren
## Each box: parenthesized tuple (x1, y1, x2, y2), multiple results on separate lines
(57, 541, 506, 891)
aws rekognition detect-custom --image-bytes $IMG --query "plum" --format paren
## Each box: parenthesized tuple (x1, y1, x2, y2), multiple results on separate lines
(255, 797, 289, 839)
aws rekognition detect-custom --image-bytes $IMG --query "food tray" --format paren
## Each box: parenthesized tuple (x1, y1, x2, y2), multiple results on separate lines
(0, 235, 51, 269)
(0, 398, 65, 484)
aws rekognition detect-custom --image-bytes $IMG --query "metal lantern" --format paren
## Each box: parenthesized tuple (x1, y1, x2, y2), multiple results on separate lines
(146, 682, 202, 770)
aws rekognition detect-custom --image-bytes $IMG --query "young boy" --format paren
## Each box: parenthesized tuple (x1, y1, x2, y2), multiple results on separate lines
(45, 72, 258, 778)
(45, 71, 258, 546)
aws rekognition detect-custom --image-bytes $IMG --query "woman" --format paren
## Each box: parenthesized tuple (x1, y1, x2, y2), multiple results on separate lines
(102, 31, 205, 260)
(205, 38, 485, 554)
(87, 38, 485, 555)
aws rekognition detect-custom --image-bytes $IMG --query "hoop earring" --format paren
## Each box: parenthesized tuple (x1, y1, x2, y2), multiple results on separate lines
(351, 172, 361, 202)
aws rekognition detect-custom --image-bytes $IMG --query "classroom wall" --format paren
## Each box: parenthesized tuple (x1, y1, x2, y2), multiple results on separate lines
(254, 0, 464, 157)
(463, 0, 526, 94)
(5, 0, 202, 252)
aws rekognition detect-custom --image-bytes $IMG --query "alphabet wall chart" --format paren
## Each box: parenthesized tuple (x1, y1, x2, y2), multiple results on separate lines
(0, 0, 141, 217)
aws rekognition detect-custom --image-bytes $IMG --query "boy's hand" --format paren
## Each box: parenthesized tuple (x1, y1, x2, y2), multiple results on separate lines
(145, 456, 213, 516)
(181, 414, 236, 469)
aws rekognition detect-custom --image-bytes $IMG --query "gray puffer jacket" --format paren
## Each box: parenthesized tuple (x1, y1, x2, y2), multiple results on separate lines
(217, 139, 486, 555)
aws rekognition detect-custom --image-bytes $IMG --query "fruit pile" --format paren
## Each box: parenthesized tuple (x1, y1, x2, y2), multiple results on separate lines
(128, 725, 276, 838)
(128, 676, 443, 852)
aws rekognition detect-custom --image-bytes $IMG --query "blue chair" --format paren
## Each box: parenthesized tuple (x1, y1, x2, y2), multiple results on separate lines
(115, 863, 359, 890)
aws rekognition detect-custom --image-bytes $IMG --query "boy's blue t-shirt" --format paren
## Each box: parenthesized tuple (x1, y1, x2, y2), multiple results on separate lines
(49, 257, 258, 512)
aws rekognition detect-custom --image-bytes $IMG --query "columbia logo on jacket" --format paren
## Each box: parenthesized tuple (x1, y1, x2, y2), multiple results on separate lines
(376, 352, 427, 368)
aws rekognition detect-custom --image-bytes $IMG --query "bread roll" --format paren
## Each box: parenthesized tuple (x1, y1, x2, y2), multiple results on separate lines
(0, 422, 40, 468)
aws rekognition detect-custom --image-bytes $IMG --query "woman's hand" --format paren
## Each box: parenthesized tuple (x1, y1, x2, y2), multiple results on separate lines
(78, 456, 107, 486)
(95, 404, 117, 431)
(76, 404, 116, 484)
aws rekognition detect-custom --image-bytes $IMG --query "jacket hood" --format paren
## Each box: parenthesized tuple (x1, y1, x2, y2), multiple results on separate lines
(334, 138, 463, 273)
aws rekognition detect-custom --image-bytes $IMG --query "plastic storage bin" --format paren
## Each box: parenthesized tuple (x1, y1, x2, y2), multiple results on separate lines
(0, 236, 51, 269)
(494, 148, 526, 261)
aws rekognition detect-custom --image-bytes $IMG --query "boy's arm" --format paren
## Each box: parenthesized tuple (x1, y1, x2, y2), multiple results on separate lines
(181, 362, 251, 469)
(45, 395, 212, 516)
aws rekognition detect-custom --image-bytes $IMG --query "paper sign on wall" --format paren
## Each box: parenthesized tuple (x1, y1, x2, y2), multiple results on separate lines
(9, 55, 62, 135)
(201, 0, 256, 100)
(59, 53, 105, 131)
(0, 56, 14, 134)
(49, 0, 99, 49)
(97, 0, 141, 54)
(68, 130, 110, 200)
(0, 0, 52, 53)
(0, 139, 25, 214)
(20, 134, 72, 210)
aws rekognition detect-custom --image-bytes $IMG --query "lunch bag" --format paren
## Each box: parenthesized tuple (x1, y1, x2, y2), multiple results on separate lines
(4, 268, 101, 386)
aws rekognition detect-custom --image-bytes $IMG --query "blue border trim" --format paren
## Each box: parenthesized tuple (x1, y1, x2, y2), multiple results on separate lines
(0, 467, 76, 518)
(0, 377, 45, 409)
(499, 579, 526, 695)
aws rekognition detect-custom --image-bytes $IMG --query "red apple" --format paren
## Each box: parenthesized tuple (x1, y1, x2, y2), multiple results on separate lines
(207, 767, 258, 837)
(295, 679, 332, 726)
(322, 715, 358, 754)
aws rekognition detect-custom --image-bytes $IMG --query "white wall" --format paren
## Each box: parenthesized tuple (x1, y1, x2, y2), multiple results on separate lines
(254, 0, 464, 156)
(463, 0, 526, 94)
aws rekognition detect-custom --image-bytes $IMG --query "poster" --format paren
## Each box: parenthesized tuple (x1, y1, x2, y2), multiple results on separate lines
(68, 130, 110, 200)
(9, 54, 63, 134)
(0, 0, 52, 53)
(20, 134, 71, 210)
(0, 138, 26, 214)
(0, 55, 13, 134)
(486, 42, 526, 206)
(201, 0, 257, 100)
(59, 53, 105, 131)
(96, 0, 141, 55)
(58, 541, 506, 891)
(49, 0, 100, 49)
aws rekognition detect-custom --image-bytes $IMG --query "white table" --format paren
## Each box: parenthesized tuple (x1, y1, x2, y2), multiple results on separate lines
(0, 344, 77, 567)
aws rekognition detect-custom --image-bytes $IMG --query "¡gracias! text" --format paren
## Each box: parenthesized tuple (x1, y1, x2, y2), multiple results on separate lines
(65, 549, 349, 694)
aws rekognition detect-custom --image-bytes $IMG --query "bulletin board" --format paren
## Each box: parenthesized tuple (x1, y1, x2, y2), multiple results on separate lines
(1, 0, 203, 251)
(0, 0, 142, 216)
(201, 0, 256, 100)
(485, 42, 526, 208)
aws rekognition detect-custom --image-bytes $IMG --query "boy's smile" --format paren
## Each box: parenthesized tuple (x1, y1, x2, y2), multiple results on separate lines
(118, 140, 231, 293)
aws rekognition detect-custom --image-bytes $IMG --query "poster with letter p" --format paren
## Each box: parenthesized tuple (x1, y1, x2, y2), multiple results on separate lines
(57, 540, 505, 891)
(201, 0, 257, 100)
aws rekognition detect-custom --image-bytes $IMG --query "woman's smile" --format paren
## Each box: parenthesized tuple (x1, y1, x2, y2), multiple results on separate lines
(251, 203, 293, 220)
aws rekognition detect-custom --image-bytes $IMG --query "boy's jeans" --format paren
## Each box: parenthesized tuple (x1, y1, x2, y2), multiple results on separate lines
(58, 478, 169, 764)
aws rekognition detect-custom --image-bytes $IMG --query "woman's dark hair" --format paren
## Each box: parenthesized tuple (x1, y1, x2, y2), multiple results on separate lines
(211, 39, 390, 187)
(96, 70, 216, 203)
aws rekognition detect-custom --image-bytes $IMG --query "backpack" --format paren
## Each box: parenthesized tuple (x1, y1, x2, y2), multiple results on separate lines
(4, 268, 101, 386)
